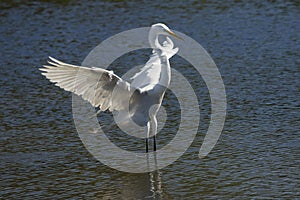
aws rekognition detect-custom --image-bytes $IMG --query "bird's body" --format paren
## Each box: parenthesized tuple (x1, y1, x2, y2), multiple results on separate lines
(40, 23, 181, 152)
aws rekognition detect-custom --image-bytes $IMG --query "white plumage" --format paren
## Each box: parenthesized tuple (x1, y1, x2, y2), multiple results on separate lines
(40, 23, 182, 152)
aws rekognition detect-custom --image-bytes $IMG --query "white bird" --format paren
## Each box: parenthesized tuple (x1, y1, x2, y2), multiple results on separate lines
(40, 23, 182, 152)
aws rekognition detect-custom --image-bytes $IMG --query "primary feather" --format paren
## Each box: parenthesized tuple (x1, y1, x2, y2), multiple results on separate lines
(40, 56, 134, 112)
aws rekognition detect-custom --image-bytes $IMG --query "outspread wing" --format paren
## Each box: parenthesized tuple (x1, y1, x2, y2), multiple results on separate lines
(39, 57, 135, 111)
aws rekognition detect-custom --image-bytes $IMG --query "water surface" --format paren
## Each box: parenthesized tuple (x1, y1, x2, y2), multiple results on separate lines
(1, 0, 299, 199)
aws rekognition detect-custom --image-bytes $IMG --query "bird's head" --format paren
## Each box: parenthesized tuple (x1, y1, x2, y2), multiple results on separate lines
(151, 23, 183, 40)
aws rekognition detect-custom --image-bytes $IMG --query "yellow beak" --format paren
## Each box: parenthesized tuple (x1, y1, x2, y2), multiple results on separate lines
(166, 30, 184, 41)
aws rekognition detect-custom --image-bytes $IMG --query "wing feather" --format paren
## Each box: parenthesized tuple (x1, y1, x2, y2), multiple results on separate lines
(39, 57, 135, 111)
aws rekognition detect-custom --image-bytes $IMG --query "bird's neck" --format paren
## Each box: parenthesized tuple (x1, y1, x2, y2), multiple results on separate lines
(148, 29, 162, 51)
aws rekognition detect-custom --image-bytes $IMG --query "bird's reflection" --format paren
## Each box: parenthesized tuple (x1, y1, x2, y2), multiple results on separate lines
(96, 153, 166, 199)
(120, 152, 164, 199)
(118, 171, 163, 199)
(149, 170, 163, 199)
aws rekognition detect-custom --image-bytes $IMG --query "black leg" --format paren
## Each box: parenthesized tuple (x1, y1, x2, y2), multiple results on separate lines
(146, 138, 149, 153)
(153, 135, 156, 151)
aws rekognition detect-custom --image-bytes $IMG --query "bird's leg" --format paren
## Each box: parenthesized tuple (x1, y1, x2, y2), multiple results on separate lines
(153, 135, 156, 151)
(146, 138, 149, 153)
(145, 122, 150, 153)
(151, 116, 158, 152)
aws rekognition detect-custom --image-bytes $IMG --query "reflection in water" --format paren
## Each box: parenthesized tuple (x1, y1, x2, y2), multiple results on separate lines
(121, 173, 152, 199)
(119, 170, 163, 199)
(97, 154, 164, 199)
(149, 170, 163, 199)
(120, 153, 163, 199)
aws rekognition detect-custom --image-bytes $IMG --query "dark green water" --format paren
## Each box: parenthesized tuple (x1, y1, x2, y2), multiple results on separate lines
(1, 0, 299, 199)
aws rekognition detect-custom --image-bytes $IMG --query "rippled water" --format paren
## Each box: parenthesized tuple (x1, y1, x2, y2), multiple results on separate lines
(1, 0, 299, 199)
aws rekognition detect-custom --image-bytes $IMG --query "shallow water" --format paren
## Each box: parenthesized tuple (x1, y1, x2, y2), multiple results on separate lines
(1, 0, 299, 199)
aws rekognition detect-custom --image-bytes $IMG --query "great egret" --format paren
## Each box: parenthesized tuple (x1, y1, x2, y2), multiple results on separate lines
(40, 23, 182, 152)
